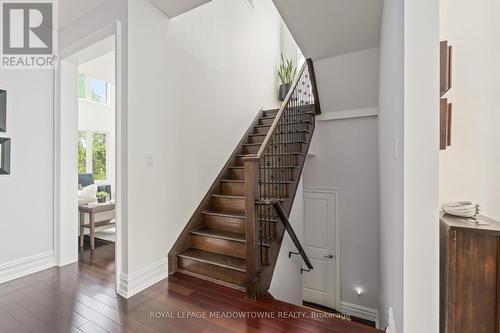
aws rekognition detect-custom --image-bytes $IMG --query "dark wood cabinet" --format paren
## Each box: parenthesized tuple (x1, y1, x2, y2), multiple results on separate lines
(440, 214, 500, 333)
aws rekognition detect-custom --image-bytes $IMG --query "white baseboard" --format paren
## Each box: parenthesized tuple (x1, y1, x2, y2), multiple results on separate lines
(118, 258, 168, 298)
(340, 301, 379, 328)
(385, 307, 397, 333)
(0, 251, 55, 284)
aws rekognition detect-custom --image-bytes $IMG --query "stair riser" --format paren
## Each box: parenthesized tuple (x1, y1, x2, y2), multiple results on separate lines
(211, 197, 245, 214)
(247, 135, 265, 144)
(203, 214, 245, 234)
(263, 109, 279, 117)
(228, 168, 244, 180)
(242, 145, 259, 154)
(177, 257, 247, 286)
(221, 182, 245, 196)
(243, 143, 304, 155)
(259, 117, 276, 126)
(254, 126, 271, 134)
(202, 215, 277, 240)
(191, 235, 245, 258)
(191, 235, 271, 264)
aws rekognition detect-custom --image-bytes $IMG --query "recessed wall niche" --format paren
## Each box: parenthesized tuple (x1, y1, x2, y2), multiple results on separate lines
(0, 138, 10, 174)
(0, 90, 5, 132)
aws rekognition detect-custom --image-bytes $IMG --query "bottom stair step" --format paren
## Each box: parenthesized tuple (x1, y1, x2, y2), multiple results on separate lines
(177, 248, 247, 288)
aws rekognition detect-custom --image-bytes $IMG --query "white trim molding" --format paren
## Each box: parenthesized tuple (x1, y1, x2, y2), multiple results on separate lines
(316, 107, 378, 122)
(386, 307, 397, 333)
(340, 301, 379, 328)
(118, 258, 168, 298)
(0, 251, 54, 284)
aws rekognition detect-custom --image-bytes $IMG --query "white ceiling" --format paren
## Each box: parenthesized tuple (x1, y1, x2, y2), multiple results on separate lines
(59, 0, 211, 28)
(147, 0, 211, 18)
(59, 0, 107, 28)
(273, 0, 383, 60)
(80, 51, 116, 84)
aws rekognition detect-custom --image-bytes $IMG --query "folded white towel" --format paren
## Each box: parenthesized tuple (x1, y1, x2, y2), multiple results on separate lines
(442, 201, 480, 218)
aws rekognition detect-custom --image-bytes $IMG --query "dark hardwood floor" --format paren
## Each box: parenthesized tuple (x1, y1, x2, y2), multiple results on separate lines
(303, 302, 376, 328)
(0, 241, 382, 332)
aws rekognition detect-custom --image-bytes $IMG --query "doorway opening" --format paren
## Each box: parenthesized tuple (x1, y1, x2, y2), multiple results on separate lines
(77, 50, 117, 273)
(55, 24, 123, 290)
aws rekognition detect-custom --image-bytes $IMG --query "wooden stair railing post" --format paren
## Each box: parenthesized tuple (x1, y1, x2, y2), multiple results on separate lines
(306, 58, 321, 115)
(243, 157, 260, 299)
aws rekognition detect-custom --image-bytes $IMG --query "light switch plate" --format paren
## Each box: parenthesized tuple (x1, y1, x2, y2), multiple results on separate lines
(146, 152, 154, 167)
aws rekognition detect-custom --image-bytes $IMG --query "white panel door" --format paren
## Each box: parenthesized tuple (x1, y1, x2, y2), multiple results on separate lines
(303, 190, 339, 309)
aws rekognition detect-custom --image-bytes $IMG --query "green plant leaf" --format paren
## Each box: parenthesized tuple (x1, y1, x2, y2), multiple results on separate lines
(277, 54, 297, 84)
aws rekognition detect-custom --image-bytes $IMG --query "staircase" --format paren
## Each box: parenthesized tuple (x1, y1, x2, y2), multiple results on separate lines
(168, 59, 321, 299)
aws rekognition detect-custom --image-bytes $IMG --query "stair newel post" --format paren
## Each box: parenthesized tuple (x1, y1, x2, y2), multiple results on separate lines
(243, 156, 260, 300)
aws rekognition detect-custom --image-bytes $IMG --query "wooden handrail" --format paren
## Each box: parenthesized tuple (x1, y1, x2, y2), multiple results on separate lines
(257, 199, 313, 271)
(306, 59, 321, 115)
(243, 61, 308, 162)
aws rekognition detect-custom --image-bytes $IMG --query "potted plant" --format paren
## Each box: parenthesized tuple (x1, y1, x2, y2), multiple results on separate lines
(278, 54, 297, 101)
(96, 191, 110, 204)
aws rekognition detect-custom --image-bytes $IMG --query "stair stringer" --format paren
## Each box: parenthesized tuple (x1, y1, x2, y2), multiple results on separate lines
(167, 110, 264, 274)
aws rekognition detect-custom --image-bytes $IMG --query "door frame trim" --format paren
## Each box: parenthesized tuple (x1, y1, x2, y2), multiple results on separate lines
(303, 187, 341, 310)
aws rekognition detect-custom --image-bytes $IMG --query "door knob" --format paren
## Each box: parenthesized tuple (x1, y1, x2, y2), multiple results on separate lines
(324, 254, 334, 259)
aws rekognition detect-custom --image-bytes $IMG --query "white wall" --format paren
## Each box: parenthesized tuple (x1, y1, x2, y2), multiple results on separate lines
(127, 0, 283, 277)
(0, 70, 54, 266)
(377, 0, 404, 330)
(269, 179, 305, 305)
(315, 48, 380, 113)
(404, 1, 440, 333)
(439, 0, 500, 219)
(302, 48, 380, 311)
(304, 116, 379, 310)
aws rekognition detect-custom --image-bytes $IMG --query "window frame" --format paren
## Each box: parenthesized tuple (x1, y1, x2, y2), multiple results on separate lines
(78, 130, 110, 182)
(78, 74, 111, 106)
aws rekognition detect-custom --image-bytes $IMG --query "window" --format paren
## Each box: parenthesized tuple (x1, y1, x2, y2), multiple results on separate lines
(78, 74, 87, 99)
(78, 131, 108, 180)
(78, 74, 110, 105)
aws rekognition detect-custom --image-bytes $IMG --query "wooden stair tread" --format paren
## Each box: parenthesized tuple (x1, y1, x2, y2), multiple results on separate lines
(202, 210, 245, 219)
(229, 165, 297, 169)
(243, 141, 306, 146)
(250, 131, 309, 137)
(221, 179, 292, 184)
(254, 120, 312, 127)
(191, 228, 245, 242)
(211, 194, 244, 199)
(191, 228, 272, 247)
(260, 112, 314, 120)
(202, 209, 278, 223)
(178, 248, 246, 272)
(236, 153, 301, 157)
